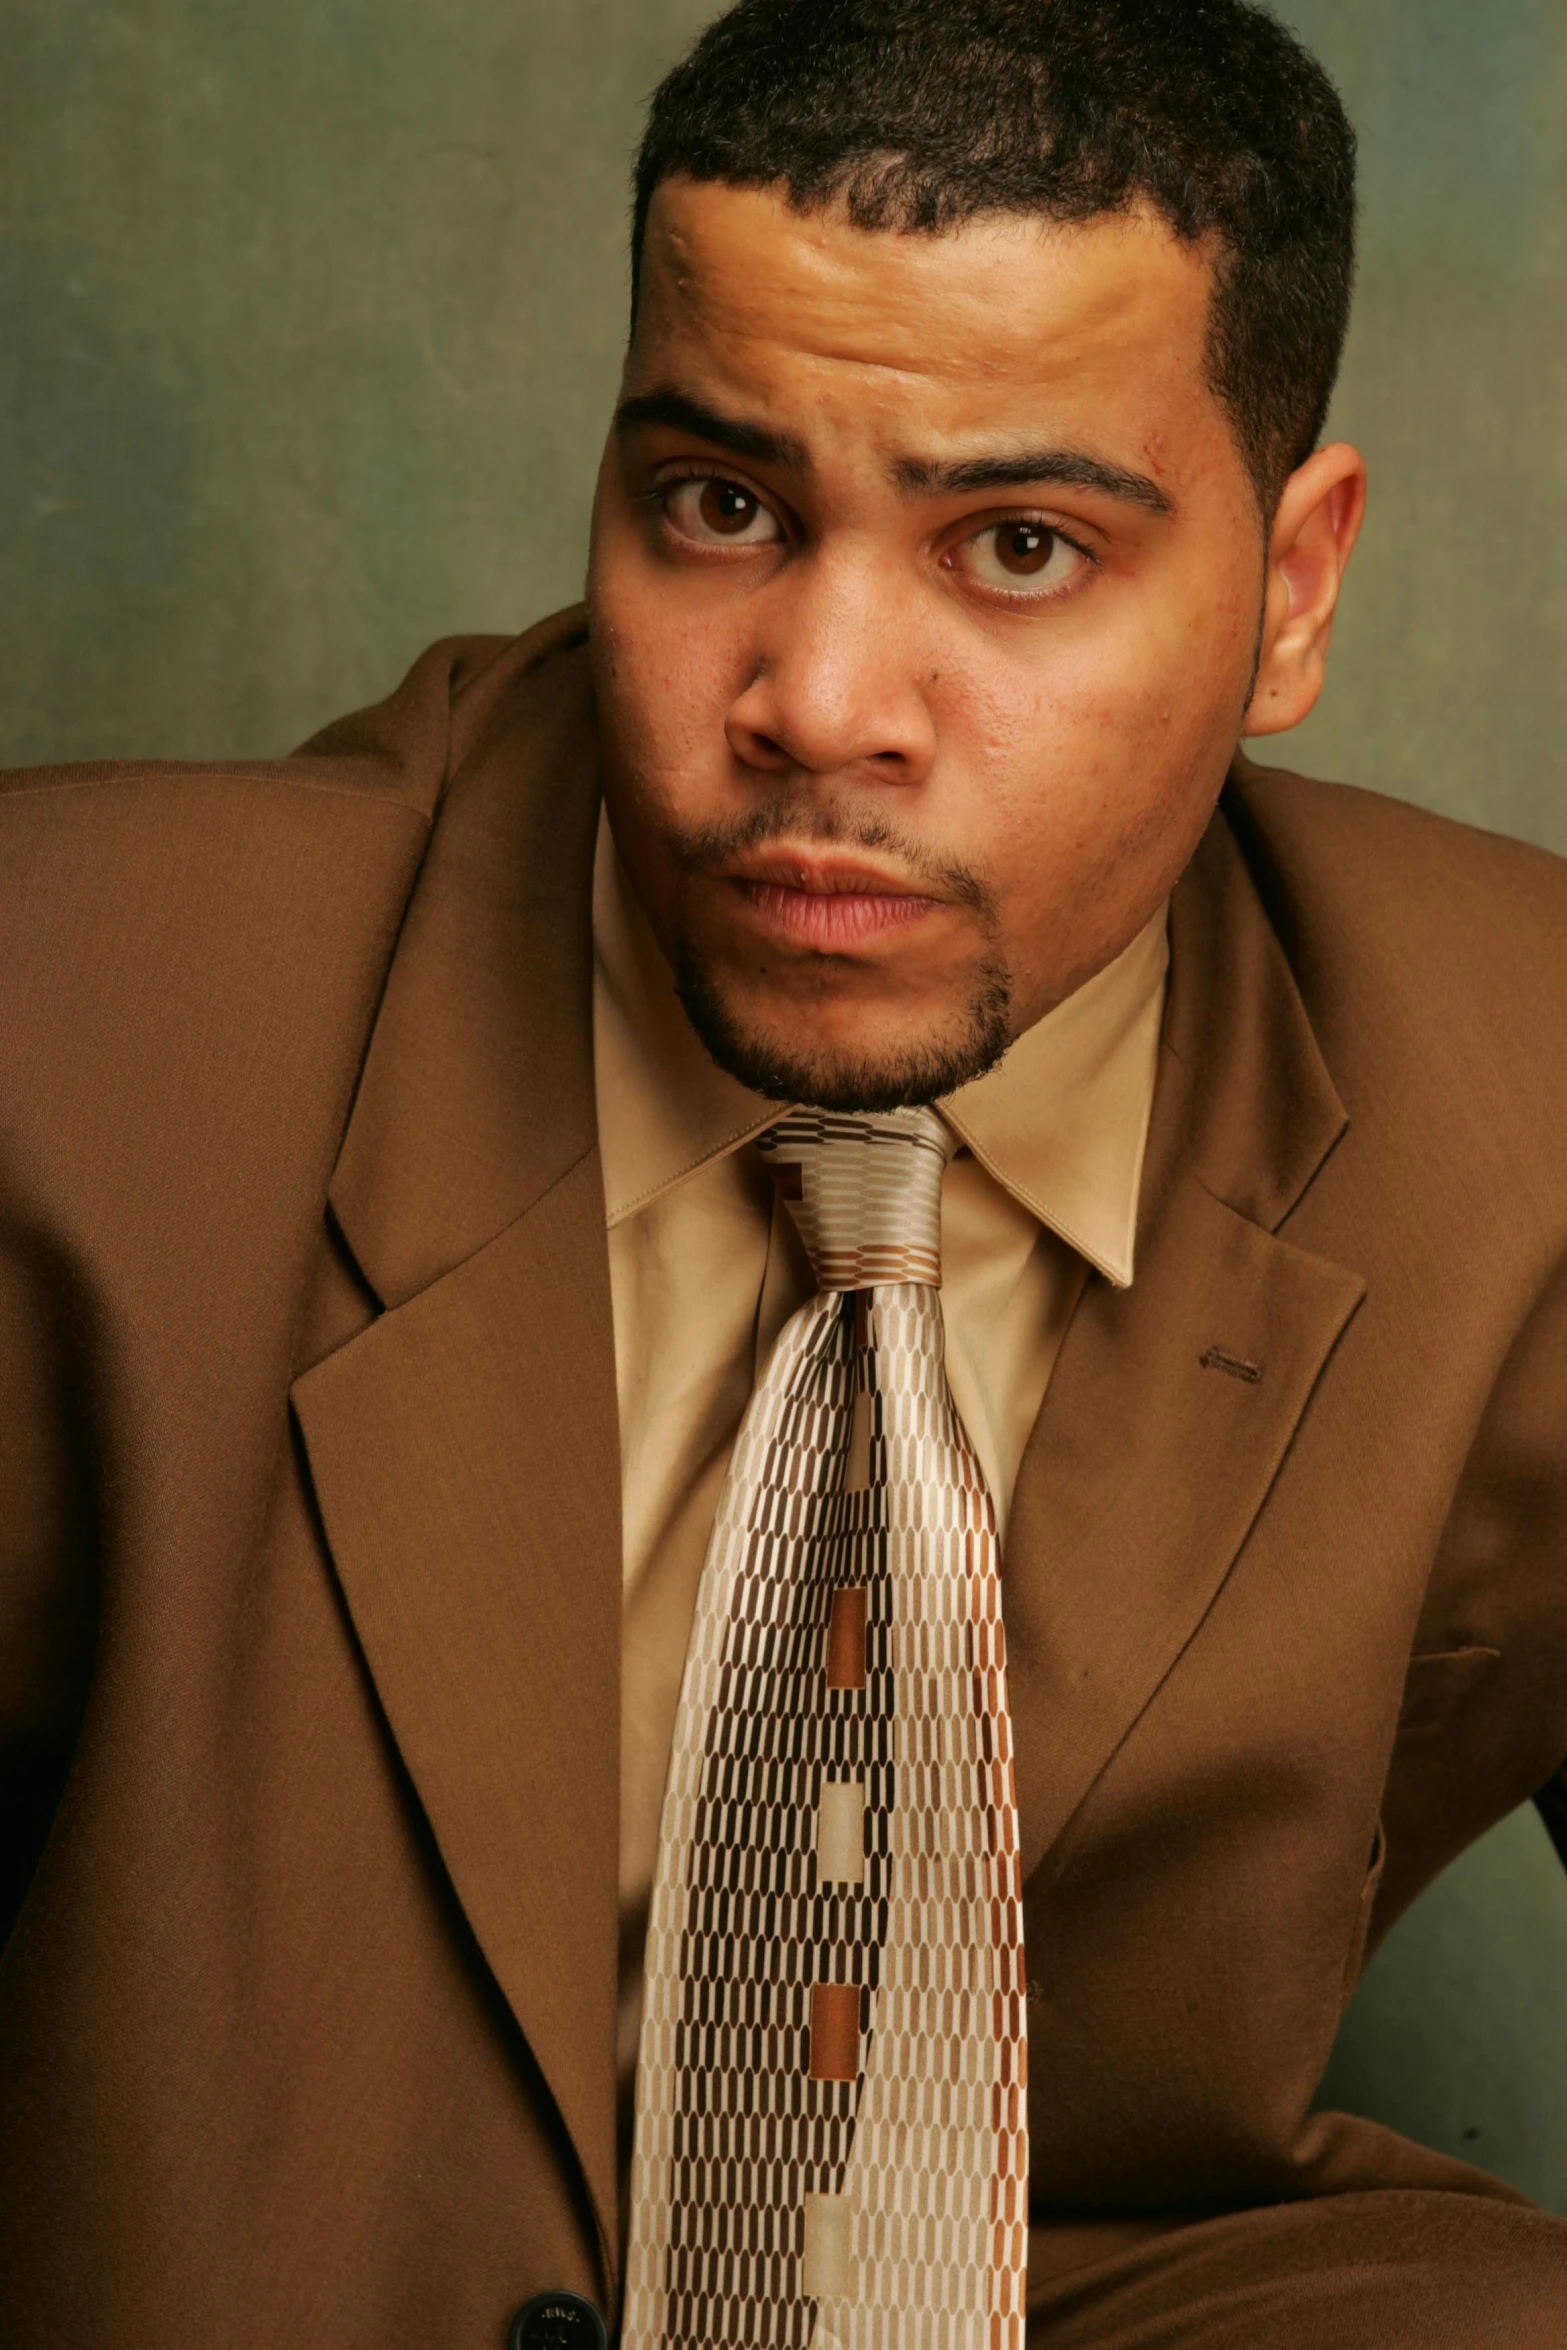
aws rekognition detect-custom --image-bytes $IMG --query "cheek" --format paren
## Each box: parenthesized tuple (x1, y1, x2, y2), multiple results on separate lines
(970, 556, 1253, 799)
(932, 594, 1247, 941)
(589, 549, 745, 803)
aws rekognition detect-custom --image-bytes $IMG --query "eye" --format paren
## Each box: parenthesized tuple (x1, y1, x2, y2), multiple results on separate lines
(662, 474, 784, 548)
(952, 518, 1086, 599)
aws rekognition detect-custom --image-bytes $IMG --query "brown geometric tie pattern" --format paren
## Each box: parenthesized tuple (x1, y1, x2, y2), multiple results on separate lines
(624, 1106, 1028, 2350)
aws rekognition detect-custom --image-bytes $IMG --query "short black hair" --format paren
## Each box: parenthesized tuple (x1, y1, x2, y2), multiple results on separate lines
(632, 0, 1357, 513)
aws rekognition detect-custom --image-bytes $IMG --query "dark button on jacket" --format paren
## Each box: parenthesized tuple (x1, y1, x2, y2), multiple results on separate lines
(509, 2290, 608, 2350)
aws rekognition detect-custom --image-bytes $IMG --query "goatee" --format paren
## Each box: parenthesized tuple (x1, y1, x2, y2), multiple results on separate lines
(672, 948, 1013, 1110)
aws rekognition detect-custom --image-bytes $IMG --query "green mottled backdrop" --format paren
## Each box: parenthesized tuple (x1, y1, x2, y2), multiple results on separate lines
(3, 0, 1565, 2204)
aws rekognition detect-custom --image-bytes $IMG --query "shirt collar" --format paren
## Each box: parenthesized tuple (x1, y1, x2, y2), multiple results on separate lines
(593, 809, 1167, 1287)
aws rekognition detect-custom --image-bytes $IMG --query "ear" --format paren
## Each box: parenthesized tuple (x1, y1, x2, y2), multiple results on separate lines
(1242, 443, 1367, 739)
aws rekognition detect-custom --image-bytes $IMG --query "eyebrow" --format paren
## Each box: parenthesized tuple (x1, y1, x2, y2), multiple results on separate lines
(893, 447, 1175, 517)
(613, 387, 808, 473)
(614, 382, 1174, 519)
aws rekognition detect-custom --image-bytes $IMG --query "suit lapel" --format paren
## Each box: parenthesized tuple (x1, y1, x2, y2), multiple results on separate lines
(292, 1161, 622, 2271)
(291, 626, 625, 2285)
(1007, 795, 1366, 1882)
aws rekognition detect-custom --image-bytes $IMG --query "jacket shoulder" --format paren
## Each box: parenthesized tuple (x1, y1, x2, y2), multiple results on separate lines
(0, 609, 592, 1185)
(0, 604, 589, 823)
(1230, 757, 1567, 920)
(1226, 756, 1567, 1204)
(1230, 757, 1567, 1003)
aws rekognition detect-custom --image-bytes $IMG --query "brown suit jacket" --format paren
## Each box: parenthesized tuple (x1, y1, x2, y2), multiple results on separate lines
(3, 605, 1567, 2345)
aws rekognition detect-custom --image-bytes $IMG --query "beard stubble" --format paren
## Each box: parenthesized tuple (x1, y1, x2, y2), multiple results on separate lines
(660, 799, 1014, 1112)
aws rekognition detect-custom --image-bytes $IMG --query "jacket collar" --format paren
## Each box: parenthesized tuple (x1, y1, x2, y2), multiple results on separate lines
(1164, 757, 1349, 1234)
(328, 620, 601, 1307)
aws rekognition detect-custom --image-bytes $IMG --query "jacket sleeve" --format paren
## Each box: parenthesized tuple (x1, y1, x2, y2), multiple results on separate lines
(1379, 1238, 1567, 1926)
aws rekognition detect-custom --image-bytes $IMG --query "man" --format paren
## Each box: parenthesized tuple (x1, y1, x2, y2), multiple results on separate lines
(2, 0, 1566, 2342)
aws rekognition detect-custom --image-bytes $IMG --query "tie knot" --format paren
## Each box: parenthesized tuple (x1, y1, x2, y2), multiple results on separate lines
(756, 1105, 951, 1291)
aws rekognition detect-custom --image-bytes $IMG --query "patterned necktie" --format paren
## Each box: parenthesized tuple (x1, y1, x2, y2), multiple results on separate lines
(624, 1106, 1028, 2350)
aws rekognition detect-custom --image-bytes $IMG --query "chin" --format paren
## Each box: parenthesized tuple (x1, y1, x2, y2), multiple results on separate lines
(674, 952, 1013, 1112)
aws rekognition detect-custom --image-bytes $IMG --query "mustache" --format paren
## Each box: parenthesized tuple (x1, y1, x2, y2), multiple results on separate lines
(658, 799, 999, 924)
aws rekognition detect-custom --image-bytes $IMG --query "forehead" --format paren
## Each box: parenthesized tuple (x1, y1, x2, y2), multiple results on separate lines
(633, 177, 1224, 471)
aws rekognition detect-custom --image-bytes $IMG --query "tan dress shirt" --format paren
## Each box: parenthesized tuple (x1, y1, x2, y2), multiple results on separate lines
(592, 813, 1168, 2166)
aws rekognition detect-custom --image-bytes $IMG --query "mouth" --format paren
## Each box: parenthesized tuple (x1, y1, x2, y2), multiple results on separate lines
(723, 849, 940, 953)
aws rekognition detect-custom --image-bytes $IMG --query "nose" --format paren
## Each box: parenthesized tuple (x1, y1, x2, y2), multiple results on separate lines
(724, 549, 937, 786)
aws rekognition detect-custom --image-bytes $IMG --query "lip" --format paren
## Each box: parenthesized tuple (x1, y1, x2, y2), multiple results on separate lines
(722, 851, 939, 952)
(726, 848, 933, 899)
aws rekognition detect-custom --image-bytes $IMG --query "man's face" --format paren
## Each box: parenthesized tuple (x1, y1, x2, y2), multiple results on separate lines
(587, 178, 1268, 1109)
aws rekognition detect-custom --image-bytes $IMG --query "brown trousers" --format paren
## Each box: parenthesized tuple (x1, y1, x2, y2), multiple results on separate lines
(1029, 2194, 1567, 2346)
